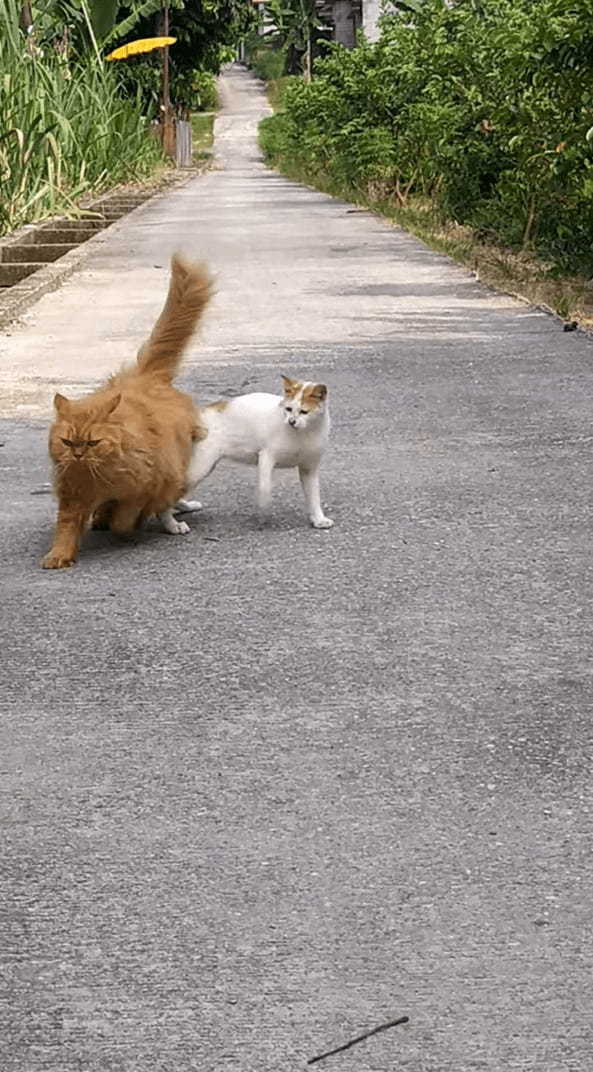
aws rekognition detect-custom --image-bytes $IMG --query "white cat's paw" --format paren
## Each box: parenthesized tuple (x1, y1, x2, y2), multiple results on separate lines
(164, 518, 190, 535)
(174, 499, 202, 514)
(311, 516, 334, 530)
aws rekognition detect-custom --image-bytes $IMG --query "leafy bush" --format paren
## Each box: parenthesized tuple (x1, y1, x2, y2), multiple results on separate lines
(192, 71, 219, 112)
(164, 67, 219, 117)
(260, 0, 593, 275)
(248, 42, 288, 83)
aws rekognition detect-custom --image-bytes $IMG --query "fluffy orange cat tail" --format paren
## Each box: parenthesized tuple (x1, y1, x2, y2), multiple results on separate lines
(136, 254, 213, 382)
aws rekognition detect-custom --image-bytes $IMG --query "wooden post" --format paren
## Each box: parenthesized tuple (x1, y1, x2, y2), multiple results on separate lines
(161, 4, 176, 158)
(302, 0, 312, 83)
(20, 2, 36, 55)
(162, 4, 170, 111)
(19, 2, 33, 32)
(305, 34, 312, 82)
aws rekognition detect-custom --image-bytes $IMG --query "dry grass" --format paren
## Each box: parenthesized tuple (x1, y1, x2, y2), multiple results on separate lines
(266, 77, 296, 111)
(383, 200, 593, 331)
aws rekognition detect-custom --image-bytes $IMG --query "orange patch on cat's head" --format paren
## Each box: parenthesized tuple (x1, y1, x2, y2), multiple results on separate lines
(281, 375, 301, 398)
(302, 383, 327, 408)
(282, 376, 327, 409)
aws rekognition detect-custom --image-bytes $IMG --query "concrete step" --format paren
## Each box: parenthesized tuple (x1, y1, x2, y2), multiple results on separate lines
(91, 201, 145, 211)
(0, 263, 45, 286)
(91, 195, 147, 205)
(34, 226, 105, 245)
(0, 196, 151, 289)
(1, 243, 77, 264)
(38, 219, 105, 235)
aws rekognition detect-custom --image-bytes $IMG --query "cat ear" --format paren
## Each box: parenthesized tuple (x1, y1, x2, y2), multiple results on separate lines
(96, 393, 121, 421)
(281, 375, 299, 396)
(310, 384, 327, 402)
(53, 392, 71, 415)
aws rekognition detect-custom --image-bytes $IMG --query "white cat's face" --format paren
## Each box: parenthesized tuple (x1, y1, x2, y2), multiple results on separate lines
(281, 376, 327, 430)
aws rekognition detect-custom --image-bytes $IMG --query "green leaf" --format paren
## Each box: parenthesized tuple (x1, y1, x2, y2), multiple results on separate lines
(89, 0, 120, 41)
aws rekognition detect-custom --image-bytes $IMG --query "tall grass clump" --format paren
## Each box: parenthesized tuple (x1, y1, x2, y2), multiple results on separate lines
(0, 0, 165, 236)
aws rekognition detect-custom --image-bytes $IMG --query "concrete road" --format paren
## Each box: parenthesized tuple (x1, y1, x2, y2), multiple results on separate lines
(2, 66, 593, 1072)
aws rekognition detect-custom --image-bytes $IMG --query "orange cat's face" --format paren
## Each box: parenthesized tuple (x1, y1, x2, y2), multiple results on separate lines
(281, 376, 327, 430)
(49, 391, 122, 470)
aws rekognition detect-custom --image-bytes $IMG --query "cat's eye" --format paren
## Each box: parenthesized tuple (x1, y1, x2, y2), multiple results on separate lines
(285, 406, 293, 413)
(61, 437, 100, 447)
(300, 409, 308, 415)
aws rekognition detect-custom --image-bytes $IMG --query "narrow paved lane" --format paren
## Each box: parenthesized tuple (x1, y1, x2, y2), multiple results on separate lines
(2, 66, 592, 1072)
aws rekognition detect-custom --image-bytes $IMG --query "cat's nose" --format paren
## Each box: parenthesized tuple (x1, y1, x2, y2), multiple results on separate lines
(289, 418, 296, 427)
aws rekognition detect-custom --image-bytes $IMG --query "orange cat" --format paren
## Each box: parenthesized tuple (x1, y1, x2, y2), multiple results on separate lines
(43, 254, 213, 569)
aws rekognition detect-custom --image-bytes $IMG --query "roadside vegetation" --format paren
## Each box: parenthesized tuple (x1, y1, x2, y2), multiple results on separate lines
(191, 112, 216, 165)
(187, 71, 217, 164)
(1, 0, 251, 237)
(256, 0, 593, 326)
(0, 0, 162, 235)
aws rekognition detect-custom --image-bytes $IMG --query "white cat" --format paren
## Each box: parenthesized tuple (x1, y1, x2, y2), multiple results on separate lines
(160, 375, 333, 531)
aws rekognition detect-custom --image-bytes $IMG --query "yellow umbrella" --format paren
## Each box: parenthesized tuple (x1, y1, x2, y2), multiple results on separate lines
(106, 37, 176, 61)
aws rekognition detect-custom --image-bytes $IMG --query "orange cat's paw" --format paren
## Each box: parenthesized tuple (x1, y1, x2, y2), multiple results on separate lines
(42, 552, 76, 570)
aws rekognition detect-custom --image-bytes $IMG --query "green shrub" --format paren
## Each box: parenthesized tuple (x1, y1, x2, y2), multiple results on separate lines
(261, 0, 593, 275)
(248, 43, 288, 83)
(191, 71, 219, 112)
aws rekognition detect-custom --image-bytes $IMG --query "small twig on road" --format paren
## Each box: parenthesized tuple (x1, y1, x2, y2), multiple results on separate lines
(307, 1014, 409, 1065)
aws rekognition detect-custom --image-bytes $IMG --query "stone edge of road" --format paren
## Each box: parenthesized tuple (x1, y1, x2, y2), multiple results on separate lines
(0, 170, 200, 334)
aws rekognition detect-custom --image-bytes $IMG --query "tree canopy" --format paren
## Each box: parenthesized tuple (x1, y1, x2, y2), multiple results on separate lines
(21, 1, 254, 114)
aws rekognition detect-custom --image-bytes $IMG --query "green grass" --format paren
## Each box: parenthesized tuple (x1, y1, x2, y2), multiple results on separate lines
(191, 112, 215, 164)
(266, 77, 297, 111)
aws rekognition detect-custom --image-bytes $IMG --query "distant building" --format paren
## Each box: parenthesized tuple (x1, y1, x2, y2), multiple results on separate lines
(361, 0, 383, 42)
(249, 0, 276, 39)
(316, 0, 361, 48)
(246, 0, 385, 55)
(317, 0, 389, 47)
